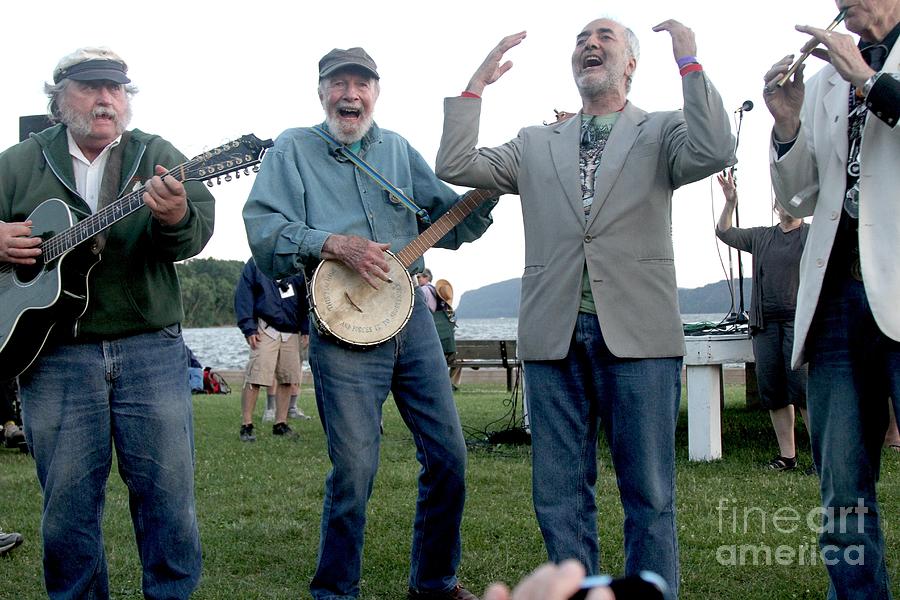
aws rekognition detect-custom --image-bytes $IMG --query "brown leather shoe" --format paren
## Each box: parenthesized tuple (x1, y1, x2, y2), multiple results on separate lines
(408, 583, 479, 600)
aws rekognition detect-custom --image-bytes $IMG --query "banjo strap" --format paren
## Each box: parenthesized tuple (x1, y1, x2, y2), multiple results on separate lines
(311, 125, 431, 225)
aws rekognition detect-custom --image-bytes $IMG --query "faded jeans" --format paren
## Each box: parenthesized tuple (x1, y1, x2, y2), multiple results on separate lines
(525, 313, 682, 598)
(806, 276, 900, 600)
(308, 293, 467, 599)
(19, 324, 202, 600)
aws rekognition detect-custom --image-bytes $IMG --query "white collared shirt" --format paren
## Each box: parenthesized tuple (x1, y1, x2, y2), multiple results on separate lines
(67, 130, 121, 213)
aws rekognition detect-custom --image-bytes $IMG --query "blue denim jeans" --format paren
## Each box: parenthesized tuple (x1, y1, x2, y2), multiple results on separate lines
(525, 313, 682, 598)
(19, 325, 202, 600)
(806, 276, 900, 600)
(308, 293, 467, 599)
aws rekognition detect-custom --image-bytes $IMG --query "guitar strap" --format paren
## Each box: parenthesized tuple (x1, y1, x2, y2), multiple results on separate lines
(90, 131, 131, 255)
(311, 125, 431, 225)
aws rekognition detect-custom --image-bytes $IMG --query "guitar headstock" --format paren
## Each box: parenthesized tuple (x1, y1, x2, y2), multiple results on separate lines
(182, 134, 274, 186)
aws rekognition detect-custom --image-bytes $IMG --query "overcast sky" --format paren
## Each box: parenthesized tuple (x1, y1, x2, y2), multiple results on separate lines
(2, 1, 839, 301)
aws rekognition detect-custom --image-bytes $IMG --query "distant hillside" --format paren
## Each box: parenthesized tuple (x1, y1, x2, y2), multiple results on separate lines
(456, 279, 521, 318)
(456, 277, 752, 319)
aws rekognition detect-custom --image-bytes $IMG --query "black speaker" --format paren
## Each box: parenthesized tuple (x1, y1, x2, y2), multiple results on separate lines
(19, 114, 54, 142)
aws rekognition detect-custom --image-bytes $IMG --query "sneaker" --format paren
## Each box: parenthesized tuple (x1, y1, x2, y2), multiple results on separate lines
(408, 584, 479, 600)
(765, 455, 797, 471)
(272, 422, 298, 438)
(262, 409, 275, 423)
(239, 423, 256, 442)
(0, 530, 23, 556)
(3, 421, 25, 449)
(288, 407, 312, 420)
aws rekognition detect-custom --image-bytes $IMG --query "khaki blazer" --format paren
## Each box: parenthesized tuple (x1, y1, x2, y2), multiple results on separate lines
(437, 72, 735, 361)
(770, 43, 900, 368)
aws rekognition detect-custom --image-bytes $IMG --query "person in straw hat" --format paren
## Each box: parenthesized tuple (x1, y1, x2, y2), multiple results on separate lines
(433, 278, 463, 390)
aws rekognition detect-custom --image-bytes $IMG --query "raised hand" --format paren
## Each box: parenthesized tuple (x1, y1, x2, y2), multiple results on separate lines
(652, 20, 697, 63)
(716, 169, 738, 205)
(466, 31, 527, 97)
(763, 55, 806, 141)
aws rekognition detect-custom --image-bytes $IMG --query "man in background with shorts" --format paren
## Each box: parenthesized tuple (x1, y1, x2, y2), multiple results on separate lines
(235, 257, 309, 441)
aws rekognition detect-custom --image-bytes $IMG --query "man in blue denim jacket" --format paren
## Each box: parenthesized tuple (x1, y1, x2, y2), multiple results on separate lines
(243, 47, 497, 600)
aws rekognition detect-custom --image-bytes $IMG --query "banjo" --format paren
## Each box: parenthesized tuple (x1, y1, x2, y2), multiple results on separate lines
(309, 188, 497, 346)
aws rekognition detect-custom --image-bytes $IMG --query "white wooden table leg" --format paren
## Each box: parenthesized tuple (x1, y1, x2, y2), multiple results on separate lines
(686, 364, 723, 461)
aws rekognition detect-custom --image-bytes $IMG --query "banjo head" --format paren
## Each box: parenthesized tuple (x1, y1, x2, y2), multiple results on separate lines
(310, 251, 415, 346)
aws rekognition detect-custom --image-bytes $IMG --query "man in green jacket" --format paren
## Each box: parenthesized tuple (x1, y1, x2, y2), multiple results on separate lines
(0, 47, 214, 599)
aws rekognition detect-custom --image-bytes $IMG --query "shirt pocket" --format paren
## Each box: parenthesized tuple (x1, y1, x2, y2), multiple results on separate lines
(383, 186, 420, 236)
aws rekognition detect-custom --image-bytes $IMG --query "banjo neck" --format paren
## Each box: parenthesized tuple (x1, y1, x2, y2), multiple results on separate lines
(394, 188, 497, 268)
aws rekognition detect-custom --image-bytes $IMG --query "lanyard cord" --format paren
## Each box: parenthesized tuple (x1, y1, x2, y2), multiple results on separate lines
(311, 126, 431, 225)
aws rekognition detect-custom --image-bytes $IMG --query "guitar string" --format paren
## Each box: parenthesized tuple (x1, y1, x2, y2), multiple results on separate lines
(42, 152, 212, 261)
(2, 139, 261, 277)
(396, 188, 494, 267)
(398, 190, 492, 263)
(41, 143, 251, 262)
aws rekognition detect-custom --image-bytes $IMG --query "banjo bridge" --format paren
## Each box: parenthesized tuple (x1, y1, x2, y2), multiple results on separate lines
(344, 292, 364, 312)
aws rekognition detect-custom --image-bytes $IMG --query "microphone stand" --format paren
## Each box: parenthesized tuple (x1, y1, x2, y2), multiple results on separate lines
(727, 108, 749, 327)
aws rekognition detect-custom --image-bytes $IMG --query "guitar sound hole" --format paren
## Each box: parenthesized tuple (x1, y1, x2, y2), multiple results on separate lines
(15, 257, 45, 285)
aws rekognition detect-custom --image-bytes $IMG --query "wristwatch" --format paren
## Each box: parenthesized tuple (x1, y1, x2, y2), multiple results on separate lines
(862, 72, 882, 97)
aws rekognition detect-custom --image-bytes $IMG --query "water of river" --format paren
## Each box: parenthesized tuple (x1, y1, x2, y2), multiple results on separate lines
(183, 314, 725, 370)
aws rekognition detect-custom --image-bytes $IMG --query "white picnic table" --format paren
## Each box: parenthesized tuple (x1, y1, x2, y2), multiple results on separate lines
(684, 333, 755, 461)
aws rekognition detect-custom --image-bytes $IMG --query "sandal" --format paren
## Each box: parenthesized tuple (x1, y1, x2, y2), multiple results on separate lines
(765, 455, 797, 471)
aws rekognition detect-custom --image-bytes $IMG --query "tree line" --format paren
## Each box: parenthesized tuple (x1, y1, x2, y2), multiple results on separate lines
(176, 257, 247, 328)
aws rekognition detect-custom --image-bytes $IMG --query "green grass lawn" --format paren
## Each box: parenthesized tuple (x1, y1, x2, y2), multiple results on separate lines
(1, 382, 898, 599)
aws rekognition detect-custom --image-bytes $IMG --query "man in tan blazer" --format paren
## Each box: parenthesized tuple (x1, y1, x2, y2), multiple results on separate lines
(764, 1, 900, 597)
(436, 18, 734, 598)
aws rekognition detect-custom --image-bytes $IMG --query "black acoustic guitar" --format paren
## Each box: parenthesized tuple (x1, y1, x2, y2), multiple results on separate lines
(0, 134, 273, 380)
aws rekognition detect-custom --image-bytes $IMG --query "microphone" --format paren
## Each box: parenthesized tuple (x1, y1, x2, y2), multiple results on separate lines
(735, 100, 754, 113)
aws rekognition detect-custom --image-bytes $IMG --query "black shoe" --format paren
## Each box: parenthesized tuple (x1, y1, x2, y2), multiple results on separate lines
(765, 455, 797, 471)
(239, 423, 256, 442)
(3, 421, 25, 449)
(272, 422, 297, 438)
(0, 530, 23, 556)
(803, 463, 818, 476)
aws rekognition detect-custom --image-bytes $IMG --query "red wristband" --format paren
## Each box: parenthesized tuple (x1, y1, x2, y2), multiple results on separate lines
(461, 91, 481, 99)
(679, 63, 703, 77)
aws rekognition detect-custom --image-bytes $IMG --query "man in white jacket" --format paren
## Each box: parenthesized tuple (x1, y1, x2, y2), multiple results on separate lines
(764, 1, 900, 598)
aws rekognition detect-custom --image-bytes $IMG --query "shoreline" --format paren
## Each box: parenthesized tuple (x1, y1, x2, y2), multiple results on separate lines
(216, 366, 747, 389)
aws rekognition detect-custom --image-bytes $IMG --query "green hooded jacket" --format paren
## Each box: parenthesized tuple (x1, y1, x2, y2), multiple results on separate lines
(0, 123, 215, 339)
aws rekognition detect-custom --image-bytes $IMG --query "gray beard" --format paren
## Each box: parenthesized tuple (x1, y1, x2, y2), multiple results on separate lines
(59, 102, 131, 139)
(576, 70, 623, 99)
(325, 112, 373, 145)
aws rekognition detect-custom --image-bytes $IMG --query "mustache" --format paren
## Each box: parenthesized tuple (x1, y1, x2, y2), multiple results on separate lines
(92, 107, 118, 120)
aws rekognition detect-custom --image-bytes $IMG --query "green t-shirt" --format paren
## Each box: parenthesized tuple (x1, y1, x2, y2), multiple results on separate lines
(579, 112, 620, 314)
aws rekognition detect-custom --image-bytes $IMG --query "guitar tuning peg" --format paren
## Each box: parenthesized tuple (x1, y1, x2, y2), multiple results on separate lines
(216, 176, 222, 185)
(225, 174, 233, 182)
(252, 165, 260, 173)
(243, 168, 250, 176)
(235, 171, 241, 179)
(206, 180, 214, 188)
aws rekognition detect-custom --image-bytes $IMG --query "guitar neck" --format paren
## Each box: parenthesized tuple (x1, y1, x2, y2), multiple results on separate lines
(395, 188, 497, 268)
(41, 161, 192, 264)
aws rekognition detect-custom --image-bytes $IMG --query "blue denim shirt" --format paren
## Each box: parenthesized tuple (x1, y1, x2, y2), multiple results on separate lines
(243, 123, 498, 279)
